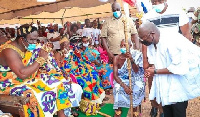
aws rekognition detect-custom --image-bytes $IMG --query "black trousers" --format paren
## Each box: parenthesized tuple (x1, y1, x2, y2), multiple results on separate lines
(162, 101, 188, 117)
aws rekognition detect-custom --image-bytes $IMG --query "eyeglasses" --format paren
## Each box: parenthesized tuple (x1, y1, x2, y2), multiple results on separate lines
(139, 33, 152, 42)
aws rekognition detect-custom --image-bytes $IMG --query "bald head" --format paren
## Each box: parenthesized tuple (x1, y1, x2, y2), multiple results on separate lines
(138, 21, 160, 45)
(112, 2, 121, 12)
(138, 21, 158, 38)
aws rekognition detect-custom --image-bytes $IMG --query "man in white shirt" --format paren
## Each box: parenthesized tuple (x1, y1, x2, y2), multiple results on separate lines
(142, 1, 192, 116)
(138, 21, 200, 117)
(76, 21, 83, 36)
(92, 20, 101, 46)
(47, 24, 61, 50)
(82, 19, 93, 45)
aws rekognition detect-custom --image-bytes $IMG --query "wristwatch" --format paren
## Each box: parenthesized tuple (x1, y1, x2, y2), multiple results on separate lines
(154, 69, 157, 74)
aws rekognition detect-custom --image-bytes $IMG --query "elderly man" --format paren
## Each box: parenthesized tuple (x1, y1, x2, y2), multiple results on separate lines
(100, 1, 139, 63)
(0, 24, 82, 117)
(142, 1, 193, 116)
(138, 21, 200, 117)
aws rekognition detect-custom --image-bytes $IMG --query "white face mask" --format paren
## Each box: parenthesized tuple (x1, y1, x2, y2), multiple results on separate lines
(152, 3, 165, 13)
(187, 12, 193, 18)
(83, 42, 89, 47)
(64, 49, 72, 57)
(95, 41, 99, 45)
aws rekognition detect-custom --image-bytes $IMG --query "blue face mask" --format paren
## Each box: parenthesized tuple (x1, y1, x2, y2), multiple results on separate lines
(120, 48, 126, 54)
(113, 11, 121, 18)
(27, 44, 36, 51)
(152, 3, 165, 13)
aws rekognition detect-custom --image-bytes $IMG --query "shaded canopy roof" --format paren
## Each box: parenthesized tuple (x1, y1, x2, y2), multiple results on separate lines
(0, 0, 138, 24)
(0, 0, 111, 20)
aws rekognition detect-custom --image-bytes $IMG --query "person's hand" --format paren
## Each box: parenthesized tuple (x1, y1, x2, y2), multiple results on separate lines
(30, 22, 34, 26)
(66, 22, 71, 27)
(39, 48, 48, 60)
(107, 52, 114, 63)
(145, 67, 155, 78)
(39, 43, 53, 59)
(150, 100, 159, 108)
(125, 52, 133, 60)
(123, 84, 133, 95)
(37, 20, 41, 26)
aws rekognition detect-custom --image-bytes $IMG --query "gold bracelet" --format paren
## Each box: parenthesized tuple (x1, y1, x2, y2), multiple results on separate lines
(35, 57, 46, 66)
(41, 45, 52, 53)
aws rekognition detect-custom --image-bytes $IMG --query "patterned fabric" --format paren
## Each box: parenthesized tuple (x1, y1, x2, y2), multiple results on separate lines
(0, 46, 82, 117)
(113, 52, 145, 109)
(81, 47, 113, 89)
(60, 48, 105, 104)
(96, 46, 109, 64)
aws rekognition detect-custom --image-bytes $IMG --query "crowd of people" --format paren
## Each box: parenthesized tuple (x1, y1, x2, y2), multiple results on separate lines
(0, 0, 200, 117)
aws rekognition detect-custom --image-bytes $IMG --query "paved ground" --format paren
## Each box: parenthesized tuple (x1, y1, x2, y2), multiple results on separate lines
(103, 85, 200, 117)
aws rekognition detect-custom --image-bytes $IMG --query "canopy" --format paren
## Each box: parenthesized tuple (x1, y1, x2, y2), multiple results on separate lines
(0, 0, 138, 25)
(0, 0, 111, 20)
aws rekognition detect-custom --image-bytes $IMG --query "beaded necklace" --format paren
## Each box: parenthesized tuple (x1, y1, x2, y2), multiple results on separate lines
(0, 44, 25, 58)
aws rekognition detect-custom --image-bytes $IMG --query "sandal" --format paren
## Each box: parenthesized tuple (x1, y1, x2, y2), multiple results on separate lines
(71, 111, 79, 117)
(103, 97, 110, 101)
(114, 110, 121, 117)
(133, 112, 139, 117)
(100, 103, 105, 107)
(160, 113, 164, 117)
(150, 107, 158, 117)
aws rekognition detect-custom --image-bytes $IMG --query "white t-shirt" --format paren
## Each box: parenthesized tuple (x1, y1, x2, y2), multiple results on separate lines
(47, 32, 60, 50)
(76, 29, 83, 36)
(142, 6, 189, 33)
(82, 28, 93, 38)
(92, 28, 101, 44)
(38, 37, 47, 43)
(92, 28, 100, 39)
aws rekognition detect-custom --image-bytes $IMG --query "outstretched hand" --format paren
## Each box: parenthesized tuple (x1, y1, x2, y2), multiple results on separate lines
(145, 67, 155, 78)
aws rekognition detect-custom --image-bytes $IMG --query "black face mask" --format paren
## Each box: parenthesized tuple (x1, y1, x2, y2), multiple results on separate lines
(140, 40, 152, 46)
(140, 33, 154, 46)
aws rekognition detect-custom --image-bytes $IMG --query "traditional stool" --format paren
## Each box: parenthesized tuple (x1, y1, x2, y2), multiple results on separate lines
(0, 94, 30, 117)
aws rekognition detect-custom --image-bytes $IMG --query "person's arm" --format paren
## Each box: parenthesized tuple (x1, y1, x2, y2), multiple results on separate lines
(130, 18, 140, 50)
(131, 34, 140, 50)
(101, 37, 114, 59)
(180, 23, 193, 41)
(179, 11, 193, 41)
(2, 48, 48, 79)
(142, 44, 149, 69)
(113, 56, 123, 84)
(156, 68, 172, 74)
(126, 52, 139, 73)
(100, 20, 114, 61)
(145, 67, 172, 78)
